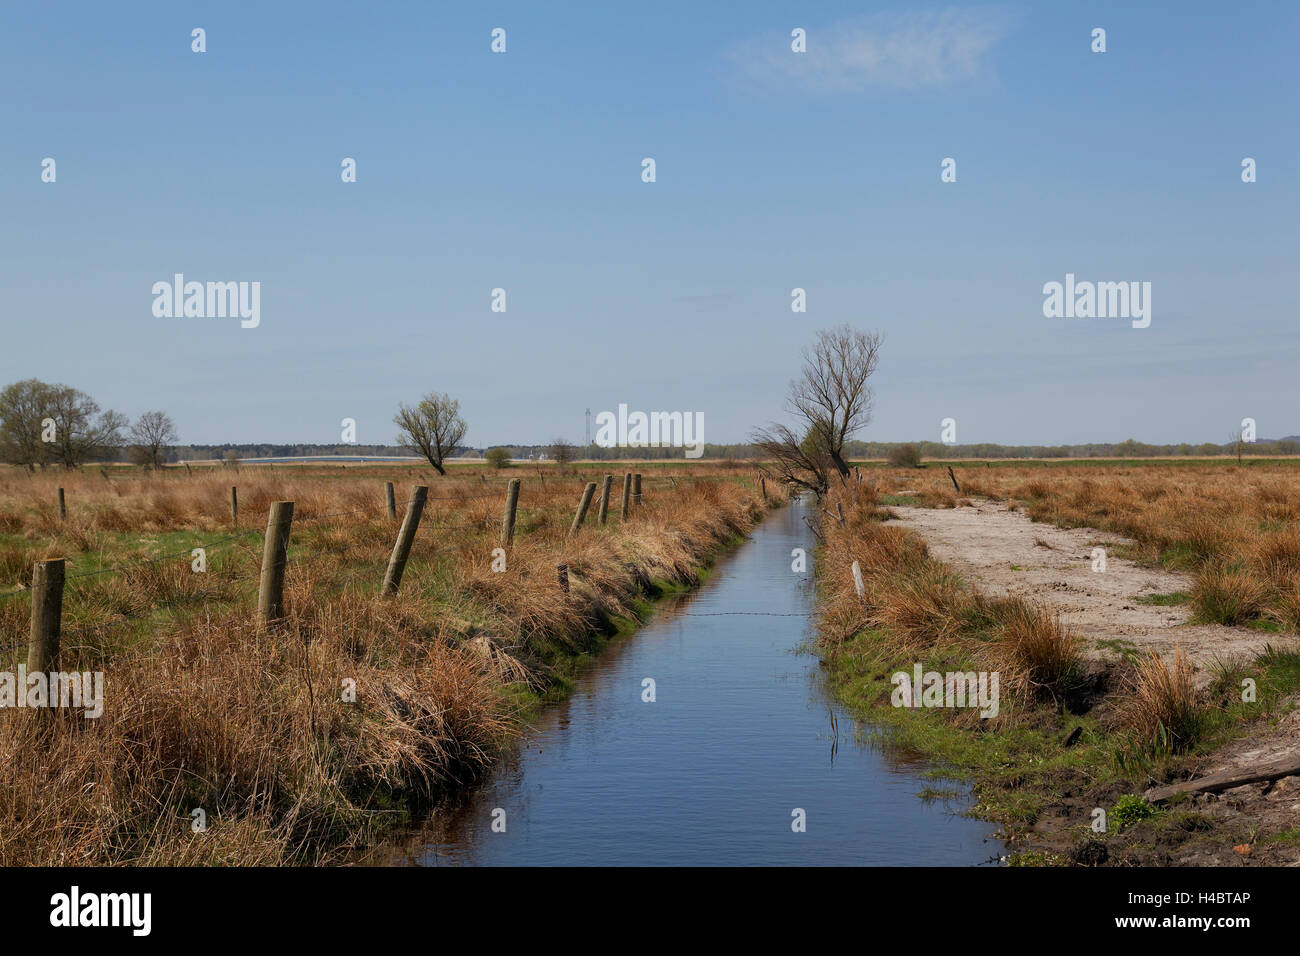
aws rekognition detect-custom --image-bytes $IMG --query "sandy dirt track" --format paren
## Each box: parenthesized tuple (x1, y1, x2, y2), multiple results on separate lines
(891, 500, 1272, 673)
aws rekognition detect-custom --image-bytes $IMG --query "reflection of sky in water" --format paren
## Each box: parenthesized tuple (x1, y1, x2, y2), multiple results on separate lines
(380, 500, 1000, 866)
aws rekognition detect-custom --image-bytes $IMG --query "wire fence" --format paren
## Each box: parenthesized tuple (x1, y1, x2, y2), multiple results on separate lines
(1, 469, 761, 659)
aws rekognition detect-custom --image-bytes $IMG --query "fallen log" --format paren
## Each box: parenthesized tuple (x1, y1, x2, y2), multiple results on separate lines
(1143, 754, 1300, 803)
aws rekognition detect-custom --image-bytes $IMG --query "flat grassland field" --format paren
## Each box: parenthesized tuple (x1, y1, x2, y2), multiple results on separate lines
(0, 461, 770, 865)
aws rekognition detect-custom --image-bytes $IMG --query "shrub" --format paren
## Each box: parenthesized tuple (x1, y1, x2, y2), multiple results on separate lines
(887, 444, 922, 468)
(484, 447, 511, 469)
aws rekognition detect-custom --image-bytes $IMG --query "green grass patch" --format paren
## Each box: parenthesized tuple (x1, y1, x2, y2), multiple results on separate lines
(1136, 591, 1190, 606)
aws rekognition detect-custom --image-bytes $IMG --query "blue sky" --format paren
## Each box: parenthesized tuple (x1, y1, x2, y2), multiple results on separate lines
(2, 1, 1296, 447)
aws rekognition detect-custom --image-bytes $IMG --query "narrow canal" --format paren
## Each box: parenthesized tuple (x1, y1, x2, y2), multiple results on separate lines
(387, 498, 1000, 865)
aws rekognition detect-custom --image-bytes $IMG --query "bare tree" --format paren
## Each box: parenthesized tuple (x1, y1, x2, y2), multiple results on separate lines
(549, 438, 575, 471)
(45, 386, 126, 468)
(752, 326, 882, 494)
(393, 392, 467, 476)
(129, 411, 179, 468)
(788, 325, 882, 477)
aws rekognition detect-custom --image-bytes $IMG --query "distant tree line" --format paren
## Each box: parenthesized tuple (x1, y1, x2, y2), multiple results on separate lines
(4, 378, 1295, 470)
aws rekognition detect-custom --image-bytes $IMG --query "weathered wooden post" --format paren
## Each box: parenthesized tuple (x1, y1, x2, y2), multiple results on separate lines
(632, 473, 642, 507)
(569, 482, 597, 537)
(620, 473, 632, 521)
(947, 466, 961, 493)
(759, 475, 767, 501)
(57, 488, 66, 522)
(557, 562, 570, 594)
(257, 501, 295, 627)
(27, 559, 65, 673)
(597, 475, 613, 526)
(184, 462, 192, 477)
(230, 486, 238, 525)
(837, 502, 846, 525)
(501, 477, 520, 547)
(851, 560, 865, 599)
(381, 486, 428, 596)
(384, 481, 397, 519)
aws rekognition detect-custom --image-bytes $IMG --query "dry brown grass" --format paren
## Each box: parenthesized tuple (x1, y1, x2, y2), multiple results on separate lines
(1116, 648, 1205, 753)
(0, 463, 775, 864)
(817, 474, 1084, 716)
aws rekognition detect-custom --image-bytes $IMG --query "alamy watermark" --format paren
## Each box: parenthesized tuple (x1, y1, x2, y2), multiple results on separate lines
(152, 274, 261, 328)
(891, 663, 999, 718)
(1042, 273, 1150, 328)
(0, 666, 103, 718)
(593, 404, 704, 459)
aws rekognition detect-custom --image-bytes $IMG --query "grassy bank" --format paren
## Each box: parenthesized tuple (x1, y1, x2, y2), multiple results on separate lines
(814, 472, 1300, 865)
(0, 463, 779, 864)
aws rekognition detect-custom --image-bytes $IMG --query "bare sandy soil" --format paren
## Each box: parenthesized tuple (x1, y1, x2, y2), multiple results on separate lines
(891, 500, 1271, 674)
(891, 500, 1300, 865)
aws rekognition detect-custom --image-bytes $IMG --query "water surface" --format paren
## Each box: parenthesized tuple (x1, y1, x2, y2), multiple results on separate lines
(389, 499, 1000, 866)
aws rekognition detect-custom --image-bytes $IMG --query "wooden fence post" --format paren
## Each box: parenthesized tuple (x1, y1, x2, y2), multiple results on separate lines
(632, 473, 642, 507)
(759, 475, 767, 500)
(257, 501, 294, 628)
(947, 466, 961, 493)
(557, 563, 570, 594)
(569, 482, 597, 537)
(27, 558, 65, 673)
(230, 486, 238, 525)
(381, 486, 428, 596)
(620, 473, 632, 521)
(57, 487, 66, 522)
(597, 475, 613, 525)
(501, 478, 520, 547)
(851, 560, 865, 599)
(384, 481, 396, 519)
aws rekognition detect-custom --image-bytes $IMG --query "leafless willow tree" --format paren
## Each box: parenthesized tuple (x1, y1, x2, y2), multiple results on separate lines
(393, 392, 467, 475)
(129, 410, 179, 468)
(752, 325, 882, 495)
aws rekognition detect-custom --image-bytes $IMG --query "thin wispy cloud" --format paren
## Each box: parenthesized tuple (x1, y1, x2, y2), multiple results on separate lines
(727, 7, 1015, 93)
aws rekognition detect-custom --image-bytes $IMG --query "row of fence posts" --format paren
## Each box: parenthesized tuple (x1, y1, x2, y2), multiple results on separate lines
(52, 472, 649, 530)
(24, 473, 646, 671)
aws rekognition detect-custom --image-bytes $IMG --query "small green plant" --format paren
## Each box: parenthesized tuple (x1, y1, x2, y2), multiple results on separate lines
(484, 447, 511, 469)
(1111, 794, 1157, 830)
